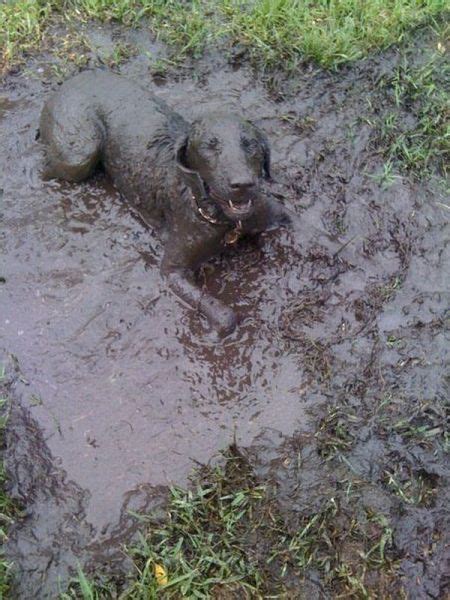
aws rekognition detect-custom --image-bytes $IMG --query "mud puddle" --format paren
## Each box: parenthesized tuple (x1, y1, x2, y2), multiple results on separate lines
(1, 25, 448, 598)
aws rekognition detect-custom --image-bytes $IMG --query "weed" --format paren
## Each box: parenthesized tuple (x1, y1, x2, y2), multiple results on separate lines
(105, 41, 136, 67)
(316, 406, 359, 460)
(368, 159, 402, 188)
(52, 29, 90, 68)
(280, 113, 317, 133)
(384, 468, 438, 507)
(61, 565, 115, 600)
(386, 335, 402, 348)
(378, 276, 403, 301)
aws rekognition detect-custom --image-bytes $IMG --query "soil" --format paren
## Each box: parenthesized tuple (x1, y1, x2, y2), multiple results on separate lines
(0, 23, 448, 599)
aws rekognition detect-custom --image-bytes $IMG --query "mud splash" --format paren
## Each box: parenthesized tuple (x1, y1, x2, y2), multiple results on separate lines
(1, 25, 448, 598)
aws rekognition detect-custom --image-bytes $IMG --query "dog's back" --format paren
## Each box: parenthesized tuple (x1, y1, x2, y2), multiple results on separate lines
(40, 70, 188, 221)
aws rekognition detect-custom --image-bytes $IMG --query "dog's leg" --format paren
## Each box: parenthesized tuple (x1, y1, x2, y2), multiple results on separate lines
(39, 100, 103, 182)
(162, 264, 237, 336)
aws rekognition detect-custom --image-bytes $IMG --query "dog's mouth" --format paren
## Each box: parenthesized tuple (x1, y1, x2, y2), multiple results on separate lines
(175, 146, 259, 223)
(210, 190, 255, 220)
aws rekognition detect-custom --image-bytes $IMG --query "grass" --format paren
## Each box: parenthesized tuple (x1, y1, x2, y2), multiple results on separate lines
(383, 468, 438, 506)
(0, 365, 19, 600)
(316, 406, 359, 460)
(221, 0, 448, 69)
(63, 445, 399, 598)
(0, 0, 54, 69)
(374, 30, 450, 179)
(0, 371, 443, 598)
(1, 385, 442, 599)
(1, 0, 448, 72)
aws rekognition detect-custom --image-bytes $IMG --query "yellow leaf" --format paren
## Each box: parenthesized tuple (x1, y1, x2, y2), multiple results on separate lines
(154, 563, 168, 586)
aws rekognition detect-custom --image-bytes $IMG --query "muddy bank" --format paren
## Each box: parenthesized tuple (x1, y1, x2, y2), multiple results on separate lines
(1, 24, 449, 598)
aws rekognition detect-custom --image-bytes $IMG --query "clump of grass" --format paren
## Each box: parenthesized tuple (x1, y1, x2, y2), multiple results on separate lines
(376, 35, 449, 178)
(70, 0, 215, 57)
(0, 365, 19, 598)
(61, 565, 115, 600)
(66, 0, 152, 23)
(65, 445, 398, 598)
(384, 466, 438, 506)
(0, 0, 56, 69)
(110, 448, 270, 597)
(378, 395, 448, 452)
(316, 406, 359, 460)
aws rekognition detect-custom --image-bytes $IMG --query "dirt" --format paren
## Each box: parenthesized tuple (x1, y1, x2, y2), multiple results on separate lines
(0, 24, 448, 599)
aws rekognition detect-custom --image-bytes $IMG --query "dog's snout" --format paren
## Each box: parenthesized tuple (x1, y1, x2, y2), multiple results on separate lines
(229, 177, 255, 191)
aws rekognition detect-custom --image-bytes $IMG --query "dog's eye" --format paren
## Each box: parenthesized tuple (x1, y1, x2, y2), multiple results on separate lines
(242, 138, 259, 153)
(206, 137, 219, 149)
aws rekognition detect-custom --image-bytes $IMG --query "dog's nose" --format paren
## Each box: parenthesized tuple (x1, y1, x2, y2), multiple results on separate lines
(230, 177, 255, 191)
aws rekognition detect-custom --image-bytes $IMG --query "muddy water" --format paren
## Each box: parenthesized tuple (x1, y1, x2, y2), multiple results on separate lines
(1, 29, 449, 598)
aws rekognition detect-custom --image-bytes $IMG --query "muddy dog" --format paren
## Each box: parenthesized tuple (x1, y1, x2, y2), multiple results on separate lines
(40, 70, 289, 334)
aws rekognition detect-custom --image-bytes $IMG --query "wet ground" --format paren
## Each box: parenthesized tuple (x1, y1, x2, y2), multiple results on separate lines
(1, 24, 448, 598)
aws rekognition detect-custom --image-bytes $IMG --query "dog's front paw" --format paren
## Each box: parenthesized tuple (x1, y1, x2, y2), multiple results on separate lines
(199, 295, 237, 337)
(213, 307, 238, 337)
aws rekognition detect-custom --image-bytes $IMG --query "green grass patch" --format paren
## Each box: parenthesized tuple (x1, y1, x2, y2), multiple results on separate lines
(0, 0, 55, 69)
(0, 366, 18, 599)
(63, 446, 398, 598)
(69, 0, 216, 57)
(1, 0, 448, 72)
(221, 0, 448, 69)
(375, 38, 449, 179)
(0, 456, 14, 597)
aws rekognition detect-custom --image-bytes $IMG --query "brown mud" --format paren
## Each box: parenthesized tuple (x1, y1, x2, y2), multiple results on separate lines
(0, 24, 448, 598)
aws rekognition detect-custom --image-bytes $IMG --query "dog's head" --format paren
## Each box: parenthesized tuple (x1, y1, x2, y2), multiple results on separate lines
(176, 112, 270, 222)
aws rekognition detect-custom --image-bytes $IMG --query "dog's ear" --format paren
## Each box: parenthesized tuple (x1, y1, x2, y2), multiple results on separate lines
(175, 135, 208, 200)
(256, 128, 271, 181)
(175, 135, 189, 170)
(247, 122, 271, 180)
